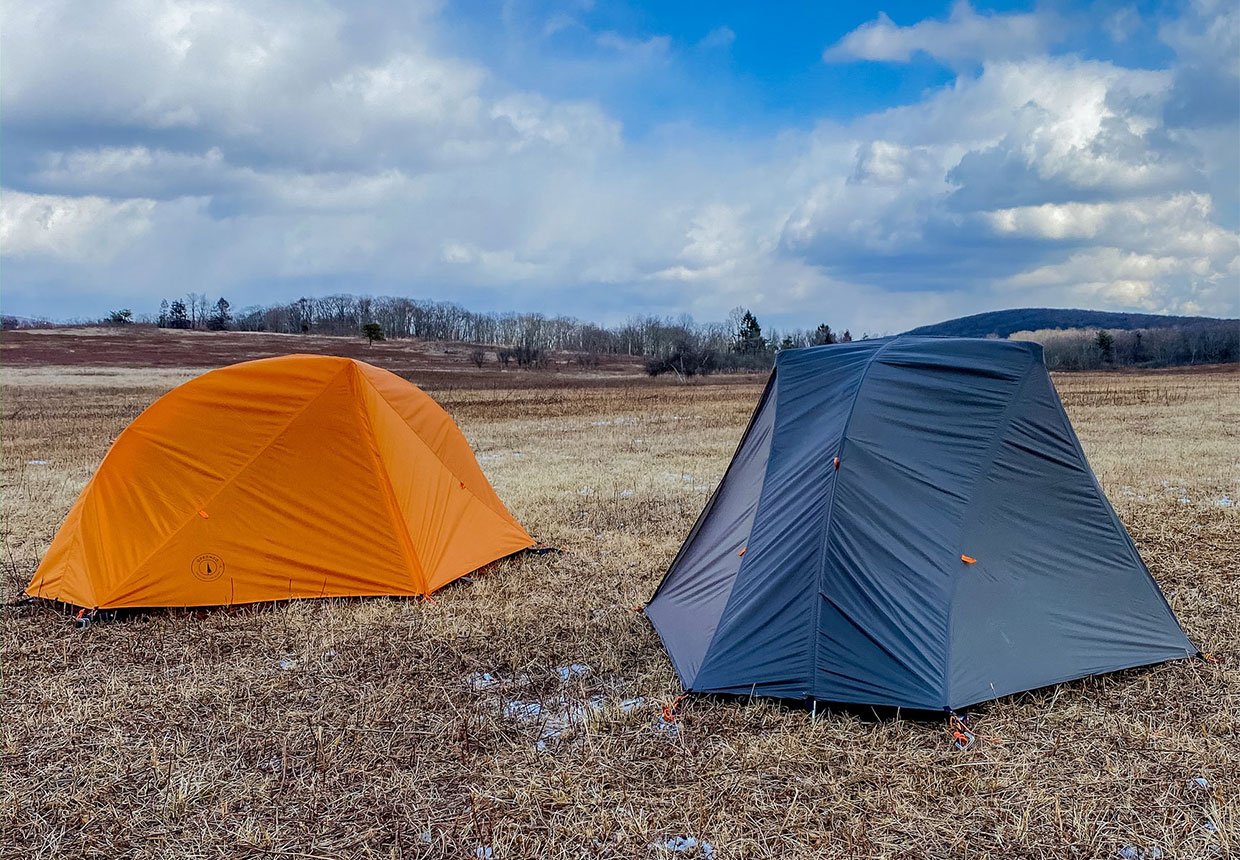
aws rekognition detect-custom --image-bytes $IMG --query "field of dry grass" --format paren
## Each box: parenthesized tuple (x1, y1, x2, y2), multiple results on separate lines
(1, 332, 1236, 859)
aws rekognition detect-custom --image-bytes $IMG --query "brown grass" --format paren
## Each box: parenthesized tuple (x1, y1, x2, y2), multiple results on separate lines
(1, 337, 1236, 859)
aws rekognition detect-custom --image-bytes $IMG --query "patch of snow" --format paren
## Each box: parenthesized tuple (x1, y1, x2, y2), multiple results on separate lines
(1216, 495, 1233, 507)
(556, 663, 591, 682)
(504, 694, 608, 749)
(655, 836, 715, 857)
(467, 672, 501, 691)
(652, 714, 680, 738)
(620, 697, 647, 713)
(504, 701, 543, 720)
(26, 459, 49, 465)
(277, 657, 298, 671)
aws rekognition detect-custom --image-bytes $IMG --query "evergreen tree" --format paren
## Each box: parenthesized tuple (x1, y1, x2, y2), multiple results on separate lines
(1095, 329, 1115, 364)
(812, 323, 836, 345)
(733, 310, 766, 354)
(168, 300, 190, 329)
(207, 297, 232, 331)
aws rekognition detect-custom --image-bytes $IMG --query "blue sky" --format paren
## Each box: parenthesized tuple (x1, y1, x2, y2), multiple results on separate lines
(1, 0, 1236, 332)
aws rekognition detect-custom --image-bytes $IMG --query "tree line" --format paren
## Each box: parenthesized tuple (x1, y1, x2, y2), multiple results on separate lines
(1011, 324, 1239, 370)
(7, 289, 1232, 373)
(128, 293, 857, 373)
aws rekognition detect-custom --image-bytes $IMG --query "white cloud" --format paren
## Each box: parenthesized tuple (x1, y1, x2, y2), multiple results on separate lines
(0, 1, 1235, 329)
(699, 26, 736, 50)
(823, 1, 1057, 67)
(0, 190, 156, 262)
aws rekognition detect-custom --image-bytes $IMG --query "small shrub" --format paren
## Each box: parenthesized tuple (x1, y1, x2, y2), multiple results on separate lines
(645, 343, 718, 379)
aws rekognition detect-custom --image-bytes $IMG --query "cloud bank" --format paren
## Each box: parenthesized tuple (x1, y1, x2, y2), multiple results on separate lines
(1, 0, 1236, 331)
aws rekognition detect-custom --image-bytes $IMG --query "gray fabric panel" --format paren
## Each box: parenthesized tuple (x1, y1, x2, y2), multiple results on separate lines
(645, 377, 779, 686)
(692, 341, 882, 698)
(948, 366, 1195, 707)
(812, 338, 1036, 708)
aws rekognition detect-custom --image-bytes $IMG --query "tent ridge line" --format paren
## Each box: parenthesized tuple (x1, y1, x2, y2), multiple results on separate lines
(95, 363, 354, 608)
(808, 336, 903, 703)
(942, 353, 1039, 708)
(347, 365, 429, 595)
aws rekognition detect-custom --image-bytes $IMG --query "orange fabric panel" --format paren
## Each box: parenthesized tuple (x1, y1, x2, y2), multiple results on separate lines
(27, 355, 532, 608)
(356, 363, 517, 523)
(357, 375, 534, 589)
(26, 499, 91, 605)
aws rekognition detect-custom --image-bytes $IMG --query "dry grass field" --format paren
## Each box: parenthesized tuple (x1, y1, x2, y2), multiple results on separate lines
(1, 330, 1236, 859)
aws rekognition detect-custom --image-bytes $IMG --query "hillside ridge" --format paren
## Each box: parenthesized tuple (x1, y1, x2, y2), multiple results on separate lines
(908, 308, 1237, 338)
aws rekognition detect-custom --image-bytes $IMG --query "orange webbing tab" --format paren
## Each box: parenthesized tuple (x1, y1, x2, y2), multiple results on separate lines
(662, 694, 687, 723)
(833, 456, 840, 470)
(737, 547, 747, 557)
(960, 554, 977, 565)
(948, 714, 975, 749)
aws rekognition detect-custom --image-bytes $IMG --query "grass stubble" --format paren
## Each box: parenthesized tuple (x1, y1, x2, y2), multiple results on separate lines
(0, 353, 1236, 859)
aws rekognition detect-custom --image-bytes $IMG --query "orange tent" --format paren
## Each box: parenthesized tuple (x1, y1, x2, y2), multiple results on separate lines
(27, 354, 535, 609)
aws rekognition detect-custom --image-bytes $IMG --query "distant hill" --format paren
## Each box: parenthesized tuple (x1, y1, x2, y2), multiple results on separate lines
(907, 308, 1237, 339)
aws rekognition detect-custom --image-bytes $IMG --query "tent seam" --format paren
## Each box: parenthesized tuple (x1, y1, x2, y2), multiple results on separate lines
(94, 362, 353, 608)
(808, 335, 901, 704)
(347, 364, 430, 595)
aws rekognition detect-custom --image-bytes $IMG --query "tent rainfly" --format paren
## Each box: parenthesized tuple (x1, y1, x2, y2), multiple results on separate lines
(645, 336, 1196, 711)
(28, 355, 534, 609)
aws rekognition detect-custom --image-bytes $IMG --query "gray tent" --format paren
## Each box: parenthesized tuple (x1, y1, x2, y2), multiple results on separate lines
(646, 336, 1195, 711)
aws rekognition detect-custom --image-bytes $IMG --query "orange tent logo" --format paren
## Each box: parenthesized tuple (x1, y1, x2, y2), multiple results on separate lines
(27, 355, 534, 609)
(190, 553, 225, 582)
